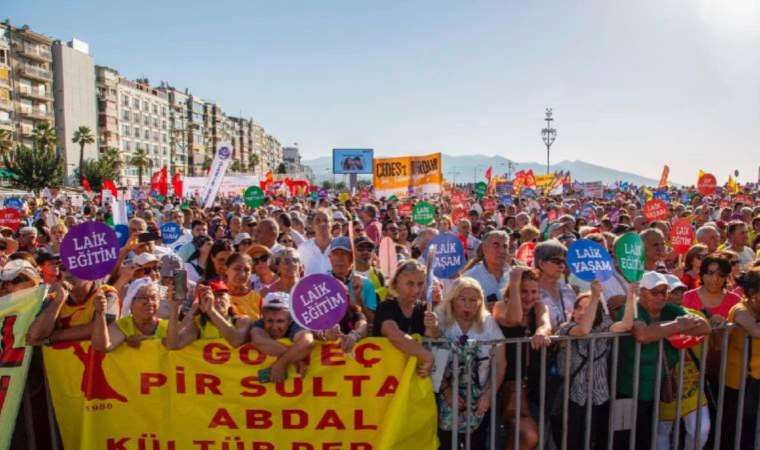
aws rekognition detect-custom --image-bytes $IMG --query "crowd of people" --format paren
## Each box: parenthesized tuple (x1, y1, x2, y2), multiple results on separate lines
(7, 184, 760, 450)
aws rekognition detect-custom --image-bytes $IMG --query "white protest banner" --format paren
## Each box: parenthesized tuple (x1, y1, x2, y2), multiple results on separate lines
(199, 143, 233, 208)
(184, 175, 259, 199)
(110, 197, 128, 225)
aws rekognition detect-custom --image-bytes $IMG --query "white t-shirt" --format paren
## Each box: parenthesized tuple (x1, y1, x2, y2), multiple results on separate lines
(438, 314, 505, 386)
(297, 239, 332, 276)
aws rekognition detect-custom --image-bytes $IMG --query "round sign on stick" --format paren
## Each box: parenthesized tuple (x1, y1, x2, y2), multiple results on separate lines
(614, 232, 646, 282)
(474, 182, 488, 199)
(428, 233, 464, 279)
(4, 197, 22, 210)
(515, 242, 536, 267)
(670, 218, 694, 255)
(0, 208, 21, 231)
(643, 199, 669, 222)
(290, 274, 349, 331)
(567, 239, 614, 282)
(697, 173, 717, 196)
(161, 222, 182, 244)
(412, 201, 435, 225)
(60, 221, 120, 280)
(398, 203, 413, 217)
(338, 192, 350, 203)
(244, 186, 265, 208)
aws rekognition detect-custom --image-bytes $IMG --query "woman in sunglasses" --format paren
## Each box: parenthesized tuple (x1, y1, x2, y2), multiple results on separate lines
(681, 244, 708, 290)
(534, 240, 576, 330)
(92, 281, 166, 352)
(247, 245, 276, 293)
(261, 248, 301, 297)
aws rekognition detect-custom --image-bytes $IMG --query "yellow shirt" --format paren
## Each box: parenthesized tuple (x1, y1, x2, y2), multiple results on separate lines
(726, 302, 760, 389)
(115, 316, 168, 339)
(56, 284, 118, 329)
(659, 309, 708, 420)
(229, 290, 261, 321)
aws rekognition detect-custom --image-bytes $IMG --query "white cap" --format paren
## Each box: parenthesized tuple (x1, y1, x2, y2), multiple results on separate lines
(133, 253, 158, 267)
(262, 291, 290, 311)
(665, 274, 687, 292)
(332, 211, 347, 222)
(233, 232, 252, 246)
(0, 259, 41, 283)
(640, 271, 669, 290)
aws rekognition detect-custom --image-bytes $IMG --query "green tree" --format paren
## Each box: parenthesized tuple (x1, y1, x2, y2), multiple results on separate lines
(101, 147, 123, 181)
(230, 160, 243, 173)
(201, 154, 213, 172)
(32, 122, 57, 151)
(321, 180, 333, 189)
(72, 126, 94, 181)
(248, 153, 260, 173)
(74, 159, 119, 192)
(128, 148, 152, 186)
(2, 137, 63, 192)
(276, 162, 287, 174)
(335, 181, 347, 191)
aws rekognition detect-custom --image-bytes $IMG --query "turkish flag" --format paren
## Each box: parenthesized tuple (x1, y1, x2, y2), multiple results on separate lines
(172, 172, 183, 198)
(82, 178, 92, 192)
(102, 179, 118, 198)
(150, 167, 168, 196)
(485, 166, 492, 182)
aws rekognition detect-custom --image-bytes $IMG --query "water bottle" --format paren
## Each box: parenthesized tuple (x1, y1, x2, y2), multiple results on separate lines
(105, 292, 118, 324)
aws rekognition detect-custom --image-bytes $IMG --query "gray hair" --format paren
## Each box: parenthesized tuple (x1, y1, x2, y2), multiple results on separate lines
(695, 225, 718, 242)
(534, 239, 567, 266)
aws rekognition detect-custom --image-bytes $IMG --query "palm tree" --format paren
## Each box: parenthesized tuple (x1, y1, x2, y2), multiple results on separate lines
(32, 122, 57, 151)
(128, 148, 152, 186)
(0, 129, 13, 158)
(72, 126, 94, 181)
(201, 154, 213, 172)
(101, 147, 123, 178)
(248, 153, 260, 174)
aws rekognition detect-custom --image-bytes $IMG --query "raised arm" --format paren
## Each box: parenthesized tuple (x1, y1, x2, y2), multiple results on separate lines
(91, 293, 125, 352)
(164, 282, 198, 350)
(567, 281, 602, 336)
(493, 269, 524, 327)
(610, 283, 637, 333)
(206, 304, 251, 348)
(26, 282, 67, 345)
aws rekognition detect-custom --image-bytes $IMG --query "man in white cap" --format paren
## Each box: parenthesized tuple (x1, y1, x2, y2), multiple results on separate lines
(250, 292, 314, 383)
(0, 259, 41, 296)
(615, 271, 710, 449)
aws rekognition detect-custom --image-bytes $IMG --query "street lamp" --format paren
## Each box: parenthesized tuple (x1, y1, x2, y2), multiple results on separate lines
(541, 107, 557, 174)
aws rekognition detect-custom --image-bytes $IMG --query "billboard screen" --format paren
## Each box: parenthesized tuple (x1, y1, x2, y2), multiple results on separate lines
(332, 148, 374, 174)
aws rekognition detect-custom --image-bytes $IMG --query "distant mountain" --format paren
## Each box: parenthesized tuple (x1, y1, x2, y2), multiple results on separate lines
(302, 154, 660, 186)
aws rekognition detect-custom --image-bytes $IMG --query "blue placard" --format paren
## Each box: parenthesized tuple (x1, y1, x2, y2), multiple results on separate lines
(161, 222, 182, 244)
(567, 239, 614, 282)
(4, 197, 22, 210)
(521, 188, 536, 199)
(680, 192, 691, 204)
(114, 224, 130, 248)
(427, 233, 465, 279)
(125, 202, 133, 218)
(499, 195, 513, 206)
(580, 204, 595, 221)
(653, 190, 671, 203)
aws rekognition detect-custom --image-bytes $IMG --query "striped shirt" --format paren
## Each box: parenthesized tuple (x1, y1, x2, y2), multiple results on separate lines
(556, 315, 613, 406)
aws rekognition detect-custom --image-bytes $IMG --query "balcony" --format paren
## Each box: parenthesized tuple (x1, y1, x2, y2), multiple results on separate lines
(18, 87, 52, 102)
(0, 98, 11, 111)
(18, 106, 53, 121)
(17, 64, 52, 82)
(18, 43, 52, 62)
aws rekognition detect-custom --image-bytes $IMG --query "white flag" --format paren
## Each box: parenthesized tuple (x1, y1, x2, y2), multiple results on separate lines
(199, 143, 233, 209)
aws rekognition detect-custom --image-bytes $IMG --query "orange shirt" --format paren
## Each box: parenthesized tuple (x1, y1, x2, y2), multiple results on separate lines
(56, 285, 116, 329)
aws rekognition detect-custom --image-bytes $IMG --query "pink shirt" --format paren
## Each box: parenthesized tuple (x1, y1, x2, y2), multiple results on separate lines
(682, 288, 741, 319)
(365, 219, 382, 245)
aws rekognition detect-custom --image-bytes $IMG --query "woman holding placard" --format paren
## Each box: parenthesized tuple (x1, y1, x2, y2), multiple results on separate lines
(492, 268, 552, 450)
(371, 259, 441, 377)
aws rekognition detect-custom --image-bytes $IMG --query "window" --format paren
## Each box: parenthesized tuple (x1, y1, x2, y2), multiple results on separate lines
(135, 143, 141, 151)
(153, 131, 159, 141)
(143, 116, 149, 126)
(152, 104, 158, 114)
(143, 100, 148, 111)
(122, 124, 130, 135)
(123, 95, 129, 107)
(134, 127, 140, 138)
(122, 110, 129, 121)
(162, 120, 166, 130)
(132, 98, 139, 109)
(133, 113, 140, 124)
(144, 129, 149, 139)
(122, 140, 130, 151)
(161, 106, 167, 117)
(153, 118, 158, 128)
(162, 133, 167, 143)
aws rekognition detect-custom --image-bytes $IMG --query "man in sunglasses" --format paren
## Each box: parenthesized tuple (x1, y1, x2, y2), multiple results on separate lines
(353, 236, 387, 301)
(35, 250, 61, 285)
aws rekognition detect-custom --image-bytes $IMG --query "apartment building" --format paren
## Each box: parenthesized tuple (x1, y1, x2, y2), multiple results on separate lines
(0, 22, 55, 149)
(155, 82, 191, 175)
(52, 38, 97, 180)
(96, 66, 170, 185)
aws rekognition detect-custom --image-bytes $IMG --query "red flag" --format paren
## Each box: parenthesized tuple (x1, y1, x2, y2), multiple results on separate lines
(82, 178, 92, 192)
(485, 166, 492, 182)
(172, 172, 183, 198)
(150, 167, 168, 196)
(102, 179, 117, 198)
(524, 169, 537, 188)
(658, 165, 670, 188)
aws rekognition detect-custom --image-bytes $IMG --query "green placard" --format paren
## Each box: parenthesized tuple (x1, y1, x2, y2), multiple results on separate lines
(413, 201, 436, 225)
(388, 195, 398, 202)
(474, 182, 488, 199)
(244, 186, 265, 208)
(614, 232, 645, 282)
(310, 191, 318, 201)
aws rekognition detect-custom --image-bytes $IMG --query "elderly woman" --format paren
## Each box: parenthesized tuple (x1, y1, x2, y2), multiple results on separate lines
(557, 281, 635, 450)
(723, 268, 760, 450)
(534, 239, 576, 330)
(248, 245, 277, 292)
(262, 248, 301, 297)
(492, 268, 551, 450)
(47, 222, 68, 254)
(166, 279, 251, 348)
(92, 282, 166, 352)
(435, 276, 506, 450)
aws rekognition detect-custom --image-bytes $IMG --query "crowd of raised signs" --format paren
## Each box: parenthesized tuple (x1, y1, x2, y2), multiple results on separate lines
(6, 181, 760, 450)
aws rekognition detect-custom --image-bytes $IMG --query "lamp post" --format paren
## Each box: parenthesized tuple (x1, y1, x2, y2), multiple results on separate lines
(541, 107, 557, 174)
(507, 161, 515, 180)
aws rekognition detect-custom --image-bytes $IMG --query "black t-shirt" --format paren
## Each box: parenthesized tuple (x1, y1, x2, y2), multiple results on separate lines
(372, 298, 426, 337)
(501, 309, 541, 384)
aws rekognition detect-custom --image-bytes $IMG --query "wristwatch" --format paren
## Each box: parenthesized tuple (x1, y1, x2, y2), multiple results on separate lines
(43, 336, 54, 346)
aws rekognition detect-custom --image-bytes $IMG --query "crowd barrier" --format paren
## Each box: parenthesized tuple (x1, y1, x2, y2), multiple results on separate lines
(12, 325, 760, 450)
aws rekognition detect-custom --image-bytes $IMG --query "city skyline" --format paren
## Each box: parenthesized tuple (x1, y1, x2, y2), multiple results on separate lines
(7, 0, 760, 185)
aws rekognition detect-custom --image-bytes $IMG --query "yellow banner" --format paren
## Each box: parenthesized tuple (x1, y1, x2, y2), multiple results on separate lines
(373, 153, 442, 198)
(44, 338, 437, 450)
(0, 286, 46, 450)
(534, 174, 555, 188)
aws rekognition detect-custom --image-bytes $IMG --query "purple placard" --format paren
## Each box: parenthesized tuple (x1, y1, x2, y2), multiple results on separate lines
(290, 273, 349, 331)
(60, 221, 120, 280)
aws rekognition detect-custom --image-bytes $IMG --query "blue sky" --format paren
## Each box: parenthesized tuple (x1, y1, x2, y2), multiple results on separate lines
(8, 0, 760, 184)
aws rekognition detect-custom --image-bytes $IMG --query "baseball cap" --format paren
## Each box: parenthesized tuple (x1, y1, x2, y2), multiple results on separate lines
(233, 232, 253, 246)
(262, 291, 290, 310)
(354, 236, 375, 249)
(328, 236, 352, 255)
(0, 259, 41, 283)
(133, 253, 159, 267)
(208, 279, 229, 294)
(640, 271, 669, 290)
(665, 274, 687, 293)
(332, 211, 347, 222)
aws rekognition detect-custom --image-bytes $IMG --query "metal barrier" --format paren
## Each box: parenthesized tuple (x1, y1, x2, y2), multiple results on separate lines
(13, 325, 760, 450)
(429, 324, 760, 450)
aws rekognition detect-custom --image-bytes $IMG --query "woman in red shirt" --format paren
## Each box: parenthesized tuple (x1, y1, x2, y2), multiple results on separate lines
(680, 244, 708, 290)
(682, 253, 739, 327)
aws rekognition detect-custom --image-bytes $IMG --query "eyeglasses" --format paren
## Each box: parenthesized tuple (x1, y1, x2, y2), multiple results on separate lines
(547, 257, 566, 266)
(648, 288, 668, 297)
(253, 255, 269, 264)
(357, 245, 374, 252)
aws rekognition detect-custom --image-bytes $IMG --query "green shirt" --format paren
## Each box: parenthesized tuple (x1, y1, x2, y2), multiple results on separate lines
(616, 303, 685, 401)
